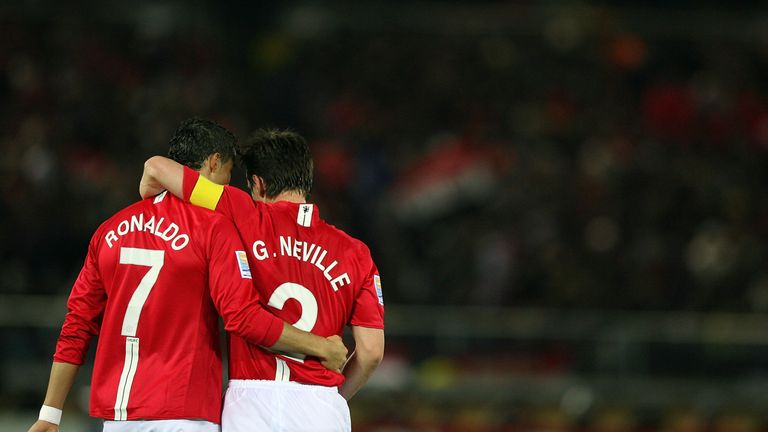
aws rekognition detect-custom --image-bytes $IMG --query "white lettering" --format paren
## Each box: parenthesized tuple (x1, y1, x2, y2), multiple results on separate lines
(154, 217, 166, 236)
(117, 220, 129, 236)
(144, 216, 156, 233)
(323, 260, 338, 281)
(315, 250, 328, 271)
(331, 273, 350, 291)
(103, 213, 190, 251)
(280, 236, 292, 257)
(130, 214, 143, 232)
(106, 231, 119, 248)
(171, 234, 189, 251)
(302, 243, 316, 261)
(253, 240, 269, 260)
(293, 240, 303, 260)
(160, 223, 179, 241)
(309, 245, 322, 264)
(274, 235, 347, 291)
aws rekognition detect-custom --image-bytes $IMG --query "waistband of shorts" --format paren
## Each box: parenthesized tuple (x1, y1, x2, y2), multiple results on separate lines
(228, 379, 339, 393)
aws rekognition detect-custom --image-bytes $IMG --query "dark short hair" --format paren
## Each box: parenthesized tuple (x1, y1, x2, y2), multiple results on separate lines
(167, 118, 237, 169)
(240, 129, 313, 198)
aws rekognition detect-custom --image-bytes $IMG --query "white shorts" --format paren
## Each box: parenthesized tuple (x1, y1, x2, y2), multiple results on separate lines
(103, 419, 219, 432)
(222, 379, 351, 432)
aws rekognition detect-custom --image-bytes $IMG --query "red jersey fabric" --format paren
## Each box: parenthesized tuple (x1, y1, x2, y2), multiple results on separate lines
(183, 167, 385, 388)
(54, 191, 283, 424)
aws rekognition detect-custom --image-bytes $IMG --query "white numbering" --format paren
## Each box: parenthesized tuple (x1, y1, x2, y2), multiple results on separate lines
(114, 247, 165, 421)
(268, 282, 318, 367)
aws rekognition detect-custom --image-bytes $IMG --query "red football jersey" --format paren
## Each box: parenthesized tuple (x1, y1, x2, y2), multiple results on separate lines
(54, 191, 284, 424)
(183, 167, 385, 387)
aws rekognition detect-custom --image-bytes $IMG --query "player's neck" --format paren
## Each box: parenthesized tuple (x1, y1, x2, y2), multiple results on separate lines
(266, 190, 306, 204)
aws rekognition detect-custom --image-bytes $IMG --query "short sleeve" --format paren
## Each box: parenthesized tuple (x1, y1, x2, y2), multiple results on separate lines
(349, 257, 385, 329)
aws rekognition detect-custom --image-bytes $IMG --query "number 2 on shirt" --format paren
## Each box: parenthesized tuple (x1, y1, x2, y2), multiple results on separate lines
(114, 247, 165, 420)
(268, 282, 318, 364)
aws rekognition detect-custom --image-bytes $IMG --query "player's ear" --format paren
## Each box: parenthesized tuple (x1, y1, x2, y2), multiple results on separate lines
(208, 153, 221, 172)
(252, 175, 267, 199)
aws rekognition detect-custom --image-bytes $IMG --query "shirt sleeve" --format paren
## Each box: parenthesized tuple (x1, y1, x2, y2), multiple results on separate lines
(182, 166, 254, 225)
(207, 217, 283, 347)
(183, 166, 224, 211)
(349, 253, 385, 329)
(54, 234, 107, 365)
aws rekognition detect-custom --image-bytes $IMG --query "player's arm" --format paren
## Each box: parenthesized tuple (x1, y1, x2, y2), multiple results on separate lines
(141, 156, 248, 221)
(208, 219, 347, 371)
(272, 326, 346, 372)
(29, 236, 106, 431)
(340, 326, 384, 400)
(140, 156, 184, 199)
(27, 362, 79, 432)
(213, 273, 347, 372)
(342, 257, 386, 399)
(140, 155, 220, 211)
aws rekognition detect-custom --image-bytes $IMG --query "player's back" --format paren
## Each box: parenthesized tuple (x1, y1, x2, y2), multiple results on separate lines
(69, 192, 230, 423)
(228, 201, 384, 387)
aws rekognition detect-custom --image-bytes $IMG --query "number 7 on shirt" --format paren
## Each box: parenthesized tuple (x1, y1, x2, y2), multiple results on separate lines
(114, 247, 165, 420)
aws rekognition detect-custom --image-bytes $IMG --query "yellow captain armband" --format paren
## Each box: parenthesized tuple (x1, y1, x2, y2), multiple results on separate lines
(189, 175, 224, 211)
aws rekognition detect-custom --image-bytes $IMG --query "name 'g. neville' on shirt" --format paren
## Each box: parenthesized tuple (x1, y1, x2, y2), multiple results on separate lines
(251, 235, 350, 291)
(104, 213, 190, 251)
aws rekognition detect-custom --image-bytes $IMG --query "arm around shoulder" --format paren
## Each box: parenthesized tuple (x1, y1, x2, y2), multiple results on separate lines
(140, 156, 185, 199)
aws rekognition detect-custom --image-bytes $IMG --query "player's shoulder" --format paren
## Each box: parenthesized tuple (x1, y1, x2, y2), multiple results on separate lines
(113, 192, 230, 229)
(220, 183, 254, 208)
(206, 210, 239, 229)
(86, 198, 157, 250)
(318, 217, 373, 259)
(109, 198, 149, 218)
(94, 199, 151, 233)
(163, 193, 235, 228)
(224, 183, 253, 200)
(161, 193, 239, 248)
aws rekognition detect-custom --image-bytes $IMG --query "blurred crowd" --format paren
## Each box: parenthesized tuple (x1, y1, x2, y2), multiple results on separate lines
(4, 1, 768, 430)
(3, 2, 768, 312)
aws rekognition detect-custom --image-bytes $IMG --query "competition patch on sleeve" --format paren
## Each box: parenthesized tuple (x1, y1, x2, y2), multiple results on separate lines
(374, 274, 384, 305)
(235, 251, 252, 279)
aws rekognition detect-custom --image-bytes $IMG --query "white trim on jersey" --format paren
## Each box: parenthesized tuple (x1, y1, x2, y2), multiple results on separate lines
(297, 204, 313, 227)
(153, 191, 167, 204)
(275, 358, 291, 382)
(114, 337, 140, 421)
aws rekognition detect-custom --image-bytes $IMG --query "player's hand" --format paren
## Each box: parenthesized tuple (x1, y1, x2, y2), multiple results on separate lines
(321, 335, 348, 372)
(27, 420, 59, 432)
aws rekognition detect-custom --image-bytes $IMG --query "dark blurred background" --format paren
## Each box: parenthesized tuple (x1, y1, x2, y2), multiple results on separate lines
(3, 0, 768, 430)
